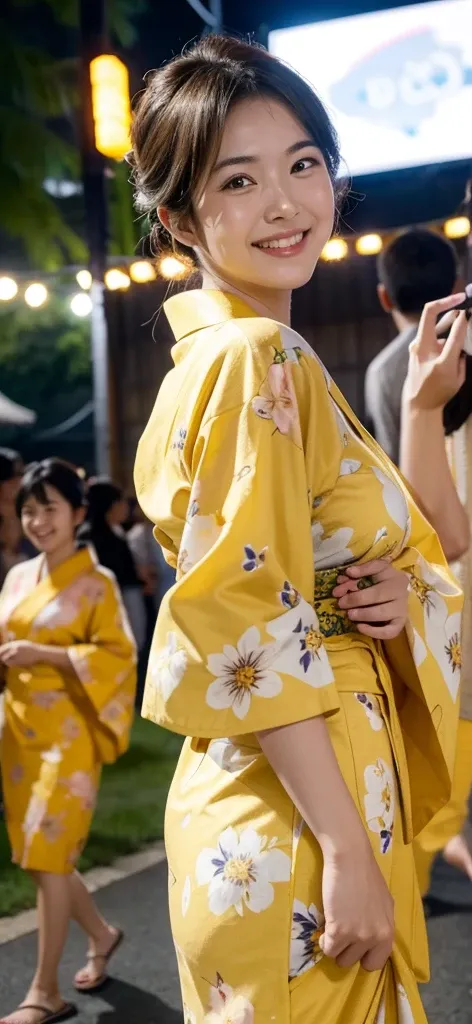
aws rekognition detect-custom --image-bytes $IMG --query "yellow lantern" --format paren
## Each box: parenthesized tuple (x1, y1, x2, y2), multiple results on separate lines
(443, 216, 470, 240)
(355, 233, 383, 256)
(321, 238, 348, 261)
(89, 54, 131, 161)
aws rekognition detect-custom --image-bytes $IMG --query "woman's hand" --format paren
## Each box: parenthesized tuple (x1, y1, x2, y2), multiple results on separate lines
(403, 293, 467, 412)
(320, 842, 394, 971)
(0, 640, 42, 667)
(333, 559, 408, 639)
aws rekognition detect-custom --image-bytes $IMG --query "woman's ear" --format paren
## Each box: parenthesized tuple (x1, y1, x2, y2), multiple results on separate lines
(75, 506, 86, 530)
(157, 206, 199, 250)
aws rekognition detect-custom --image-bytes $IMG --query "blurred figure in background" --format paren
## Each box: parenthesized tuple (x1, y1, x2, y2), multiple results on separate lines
(78, 479, 147, 656)
(0, 459, 136, 1023)
(400, 292, 472, 895)
(0, 448, 27, 587)
(365, 229, 460, 464)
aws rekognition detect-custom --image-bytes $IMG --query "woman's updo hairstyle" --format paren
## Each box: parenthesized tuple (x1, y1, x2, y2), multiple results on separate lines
(130, 34, 343, 261)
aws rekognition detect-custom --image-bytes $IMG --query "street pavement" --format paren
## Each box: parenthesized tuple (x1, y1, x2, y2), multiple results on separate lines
(0, 857, 472, 1022)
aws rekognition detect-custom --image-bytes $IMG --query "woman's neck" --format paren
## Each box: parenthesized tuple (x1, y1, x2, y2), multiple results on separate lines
(44, 541, 76, 573)
(199, 270, 292, 326)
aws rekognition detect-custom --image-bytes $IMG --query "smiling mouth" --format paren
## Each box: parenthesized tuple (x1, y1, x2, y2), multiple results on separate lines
(253, 230, 309, 251)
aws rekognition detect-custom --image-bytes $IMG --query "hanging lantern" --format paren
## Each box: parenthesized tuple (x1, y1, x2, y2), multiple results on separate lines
(89, 54, 131, 161)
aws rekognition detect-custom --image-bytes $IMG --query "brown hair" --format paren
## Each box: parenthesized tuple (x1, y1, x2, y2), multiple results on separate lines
(130, 34, 343, 259)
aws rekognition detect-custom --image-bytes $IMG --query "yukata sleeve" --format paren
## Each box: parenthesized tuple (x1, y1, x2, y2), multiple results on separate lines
(140, 344, 340, 738)
(67, 571, 137, 750)
(386, 508, 463, 836)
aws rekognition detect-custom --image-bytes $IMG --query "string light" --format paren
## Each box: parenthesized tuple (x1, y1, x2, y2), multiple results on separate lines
(0, 276, 18, 301)
(159, 255, 190, 280)
(24, 283, 48, 308)
(70, 293, 93, 317)
(321, 238, 349, 261)
(443, 216, 470, 240)
(129, 260, 156, 283)
(355, 233, 383, 256)
(76, 269, 92, 290)
(104, 268, 130, 290)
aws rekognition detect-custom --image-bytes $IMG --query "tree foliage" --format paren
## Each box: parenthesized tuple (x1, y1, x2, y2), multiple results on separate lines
(0, 0, 144, 269)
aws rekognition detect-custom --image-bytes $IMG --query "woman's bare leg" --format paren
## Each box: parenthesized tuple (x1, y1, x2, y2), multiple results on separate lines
(69, 871, 120, 988)
(1, 871, 71, 1023)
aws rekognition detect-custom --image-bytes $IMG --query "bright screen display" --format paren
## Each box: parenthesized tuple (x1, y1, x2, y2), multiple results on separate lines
(269, 0, 472, 176)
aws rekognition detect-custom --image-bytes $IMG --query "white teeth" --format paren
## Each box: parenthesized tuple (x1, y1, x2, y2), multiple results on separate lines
(257, 232, 304, 250)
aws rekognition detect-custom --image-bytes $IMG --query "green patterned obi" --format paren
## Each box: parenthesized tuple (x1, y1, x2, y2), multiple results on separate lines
(314, 566, 374, 639)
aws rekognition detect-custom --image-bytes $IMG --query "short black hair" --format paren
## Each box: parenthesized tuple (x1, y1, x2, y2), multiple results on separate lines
(377, 228, 458, 315)
(0, 447, 22, 484)
(16, 458, 85, 516)
(85, 478, 123, 526)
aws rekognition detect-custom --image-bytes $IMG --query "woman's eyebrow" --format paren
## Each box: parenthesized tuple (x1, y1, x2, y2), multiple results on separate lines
(213, 139, 317, 174)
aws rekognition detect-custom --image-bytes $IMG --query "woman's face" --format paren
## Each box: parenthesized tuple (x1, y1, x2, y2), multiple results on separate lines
(188, 97, 335, 296)
(21, 484, 84, 555)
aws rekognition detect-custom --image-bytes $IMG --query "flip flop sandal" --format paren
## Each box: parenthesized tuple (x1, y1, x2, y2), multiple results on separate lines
(74, 928, 124, 993)
(0, 1002, 78, 1024)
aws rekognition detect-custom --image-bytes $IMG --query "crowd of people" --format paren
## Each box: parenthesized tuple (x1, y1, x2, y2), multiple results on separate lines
(0, 31, 471, 1024)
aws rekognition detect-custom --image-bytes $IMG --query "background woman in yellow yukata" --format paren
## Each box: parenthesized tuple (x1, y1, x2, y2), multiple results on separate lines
(0, 459, 137, 1024)
(130, 36, 465, 1024)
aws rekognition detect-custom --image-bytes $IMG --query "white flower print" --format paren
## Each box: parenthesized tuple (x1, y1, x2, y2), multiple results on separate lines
(289, 898, 324, 979)
(339, 458, 361, 476)
(181, 875, 191, 917)
(206, 627, 282, 721)
(364, 758, 395, 854)
(207, 738, 258, 774)
(266, 599, 334, 687)
(311, 521, 354, 570)
(355, 693, 384, 732)
(195, 826, 291, 917)
(149, 631, 187, 702)
(408, 557, 462, 700)
(183, 1005, 197, 1024)
(178, 512, 224, 576)
(397, 984, 415, 1024)
(374, 527, 388, 546)
(204, 975, 255, 1024)
(406, 624, 427, 668)
(371, 466, 409, 532)
(181, 813, 192, 829)
(375, 996, 386, 1024)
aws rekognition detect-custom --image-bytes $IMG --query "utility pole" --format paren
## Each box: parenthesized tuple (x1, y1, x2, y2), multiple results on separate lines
(185, 0, 223, 32)
(79, 0, 111, 476)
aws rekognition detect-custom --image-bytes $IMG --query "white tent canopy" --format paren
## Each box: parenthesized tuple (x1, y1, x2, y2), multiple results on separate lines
(0, 391, 36, 426)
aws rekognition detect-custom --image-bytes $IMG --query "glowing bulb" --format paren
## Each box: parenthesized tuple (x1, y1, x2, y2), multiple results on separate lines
(70, 293, 93, 317)
(443, 216, 470, 240)
(24, 283, 48, 307)
(76, 269, 92, 290)
(355, 233, 383, 256)
(129, 260, 156, 283)
(159, 255, 190, 280)
(0, 276, 18, 301)
(105, 268, 130, 290)
(321, 238, 348, 262)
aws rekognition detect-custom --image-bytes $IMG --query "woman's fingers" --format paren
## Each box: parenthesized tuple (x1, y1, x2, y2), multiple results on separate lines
(360, 941, 393, 973)
(357, 618, 405, 639)
(344, 559, 390, 579)
(346, 601, 401, 623)
(439, 310, 468, 365)
(416, 292, 466, 356)
(339, 583, 400, 610)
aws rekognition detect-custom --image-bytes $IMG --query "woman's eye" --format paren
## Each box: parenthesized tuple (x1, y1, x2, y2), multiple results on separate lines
(292, 157, 319, 173)
(222, 175, 253, 191)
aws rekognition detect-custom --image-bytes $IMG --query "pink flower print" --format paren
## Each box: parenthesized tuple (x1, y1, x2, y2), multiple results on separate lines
(252, 362, 301, 444)
(61, 715, 81, 744)
(101, 699, 123, 723)
(66, 837, 86, 867)
(10, 764, 24, 785)
(65, 771, 97, 810)
(31, 691, 65, 710)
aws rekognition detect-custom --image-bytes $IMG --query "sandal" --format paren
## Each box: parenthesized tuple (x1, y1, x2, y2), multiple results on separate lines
(0, 1003, 77, 1024)
(74, 928, 124, 993)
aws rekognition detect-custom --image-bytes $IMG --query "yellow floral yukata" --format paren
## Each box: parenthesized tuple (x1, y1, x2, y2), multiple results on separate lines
(0, 546, 137, 873)
(135, 289, 462, 1024)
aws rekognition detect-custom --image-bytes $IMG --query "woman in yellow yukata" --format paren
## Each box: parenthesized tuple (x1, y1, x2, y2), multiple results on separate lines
(401, 304, 472, 896)
(0, 460, 137, 1024)
(131, 35, 464, 1024)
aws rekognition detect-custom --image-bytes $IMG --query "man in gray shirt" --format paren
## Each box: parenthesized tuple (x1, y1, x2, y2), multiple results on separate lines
(365, 228, 459, 465)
